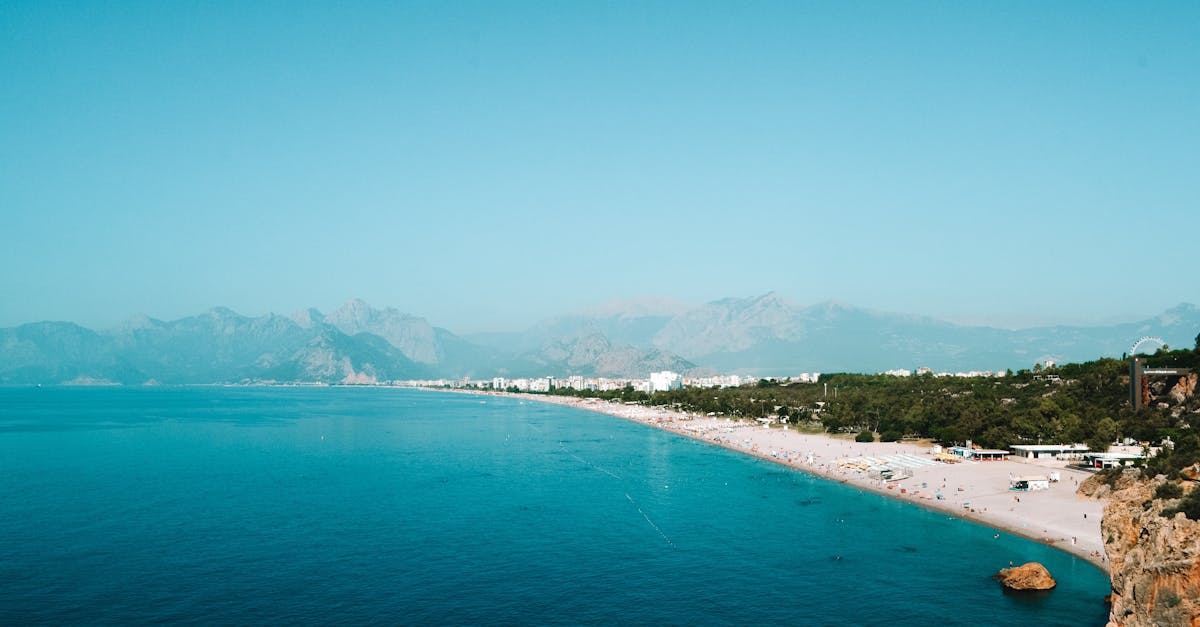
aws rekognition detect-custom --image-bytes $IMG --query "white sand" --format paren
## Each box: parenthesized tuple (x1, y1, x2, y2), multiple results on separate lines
(478, 392, 1109, 570)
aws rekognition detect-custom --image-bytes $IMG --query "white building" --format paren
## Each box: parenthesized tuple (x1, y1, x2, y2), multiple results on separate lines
(649, 370, 683, 393)
(597, 378, 627, 392)
(528, 377, 554, 393)
(1009, 444, 1090, 460)
(1009, 475, 1050, 491)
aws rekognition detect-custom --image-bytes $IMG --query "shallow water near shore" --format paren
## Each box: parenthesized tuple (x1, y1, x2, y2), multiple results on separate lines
(0, 386, 1109, 625)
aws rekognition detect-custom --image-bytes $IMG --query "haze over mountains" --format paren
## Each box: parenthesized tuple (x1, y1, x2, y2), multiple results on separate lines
(1, 294, 1197, 385)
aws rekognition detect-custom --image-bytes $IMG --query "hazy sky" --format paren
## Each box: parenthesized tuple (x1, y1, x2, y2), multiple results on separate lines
(2, 2, 1196, 332)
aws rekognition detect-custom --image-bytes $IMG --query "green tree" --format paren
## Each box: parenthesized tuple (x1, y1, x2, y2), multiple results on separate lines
(879, 430, 902, 442)
(1088, 417, 1121, 452)
(1155, 481, 1183, 500)
(1164, 487, 1200, 521)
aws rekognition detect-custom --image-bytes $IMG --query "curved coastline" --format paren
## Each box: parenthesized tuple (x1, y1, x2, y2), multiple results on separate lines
(436, 387, 1110, 572)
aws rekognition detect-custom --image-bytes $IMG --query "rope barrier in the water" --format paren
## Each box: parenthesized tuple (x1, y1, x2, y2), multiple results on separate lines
(559, 442, 622, 479)
(557, 442, 673, 547)
(626, 493, 676, 548)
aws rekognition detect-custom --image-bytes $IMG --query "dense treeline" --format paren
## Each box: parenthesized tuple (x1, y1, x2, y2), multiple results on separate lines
(549, 346, 1200, 478)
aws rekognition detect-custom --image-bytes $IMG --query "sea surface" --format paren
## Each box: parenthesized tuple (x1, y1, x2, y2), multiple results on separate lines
(0, 386, 1110, 625)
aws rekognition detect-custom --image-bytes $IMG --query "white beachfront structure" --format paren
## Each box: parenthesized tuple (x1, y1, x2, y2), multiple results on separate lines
(649, 371, 683, 393)
(1009, 444, 1090, 460)
(1082, 452, 1145, 469)
(949, 446, 1009, 461)
(1009, 475, 1051, 491)
(527, 377, 554, 393)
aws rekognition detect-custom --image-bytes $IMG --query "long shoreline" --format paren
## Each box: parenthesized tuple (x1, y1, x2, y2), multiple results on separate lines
(437, 388, 1110, 572)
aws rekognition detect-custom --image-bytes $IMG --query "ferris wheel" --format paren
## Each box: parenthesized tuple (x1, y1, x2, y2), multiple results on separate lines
(1129, 336, 1166, 356)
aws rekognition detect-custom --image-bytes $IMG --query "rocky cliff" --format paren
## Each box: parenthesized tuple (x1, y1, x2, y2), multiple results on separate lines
(1082, 472, 1200, 627)
(1170, 373, 1199, 405)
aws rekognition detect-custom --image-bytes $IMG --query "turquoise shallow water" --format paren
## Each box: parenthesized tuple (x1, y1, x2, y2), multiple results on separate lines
(0, 386, 1109, 625)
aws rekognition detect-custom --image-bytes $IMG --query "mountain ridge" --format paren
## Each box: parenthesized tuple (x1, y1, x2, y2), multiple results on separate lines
(1, 296, 1197, 384)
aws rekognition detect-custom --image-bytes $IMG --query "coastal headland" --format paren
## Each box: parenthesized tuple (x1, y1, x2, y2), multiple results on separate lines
(441, 388, 1109, 570)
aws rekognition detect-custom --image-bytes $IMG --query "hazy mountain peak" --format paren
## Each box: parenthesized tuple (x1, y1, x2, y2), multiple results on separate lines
(1164, 302, 1198, 315)
(706, 292, 795, 312)
(330, 299, 373, 324)
(326, 300, 439, 364)
(750, 291, 797, 312)
(206, 306, 241, 319)
(809, 299, 853, 311)
(578, 296, 693, 319)
(291, 308, 325, 329)
(1154, 302, 1199, 327)
(654, 292, 805, 358)
(520, 331, 693, 378)
(719, 292, 797, 316)
(118, 313, 161, 330)
(329, 299, 421, 325)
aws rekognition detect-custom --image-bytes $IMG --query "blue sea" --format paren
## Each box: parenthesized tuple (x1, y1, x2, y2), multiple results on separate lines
(0, 386, 1109, 625)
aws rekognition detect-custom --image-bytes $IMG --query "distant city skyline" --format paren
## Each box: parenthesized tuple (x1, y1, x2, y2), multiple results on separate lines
(2, 3, 1197, 333)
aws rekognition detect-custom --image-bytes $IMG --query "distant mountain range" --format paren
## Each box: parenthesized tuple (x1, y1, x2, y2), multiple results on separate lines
(1, 294, 1197, 384)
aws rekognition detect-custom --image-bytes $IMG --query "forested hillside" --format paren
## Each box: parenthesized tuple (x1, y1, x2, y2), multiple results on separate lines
(551, 346, 1200, 462)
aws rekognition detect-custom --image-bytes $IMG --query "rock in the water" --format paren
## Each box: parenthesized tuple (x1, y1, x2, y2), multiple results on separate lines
(996, 562, 1057, 590)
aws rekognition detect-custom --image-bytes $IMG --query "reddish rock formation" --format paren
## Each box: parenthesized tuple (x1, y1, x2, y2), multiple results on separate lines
(1169, 372, 1198, 404)
(1081, 471, 1200, 627)
(995, 562, 1057, 590)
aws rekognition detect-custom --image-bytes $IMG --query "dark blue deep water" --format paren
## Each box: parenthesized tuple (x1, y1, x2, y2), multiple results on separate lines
(0, 387, 1109, 625)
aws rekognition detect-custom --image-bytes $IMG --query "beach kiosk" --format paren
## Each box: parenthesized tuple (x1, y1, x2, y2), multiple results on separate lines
(1009, 475, 1050, 491)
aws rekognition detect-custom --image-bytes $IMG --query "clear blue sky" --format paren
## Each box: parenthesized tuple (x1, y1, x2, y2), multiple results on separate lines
(2, 2, 1196, 332)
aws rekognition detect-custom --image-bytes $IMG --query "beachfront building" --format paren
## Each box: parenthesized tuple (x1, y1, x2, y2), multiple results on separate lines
(561, 375, 589, 391)
(685, 375, 736, 388)
(1082, 452, 1145, 469)
(528, 377, 554, 393)
(949, 446, 1009, 461)
(649, 371, 683, 393)
(1009, 444, 1090, 460)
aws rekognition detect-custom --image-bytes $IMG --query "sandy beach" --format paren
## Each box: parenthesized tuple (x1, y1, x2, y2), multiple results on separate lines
(454, 390, 1109, 571)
